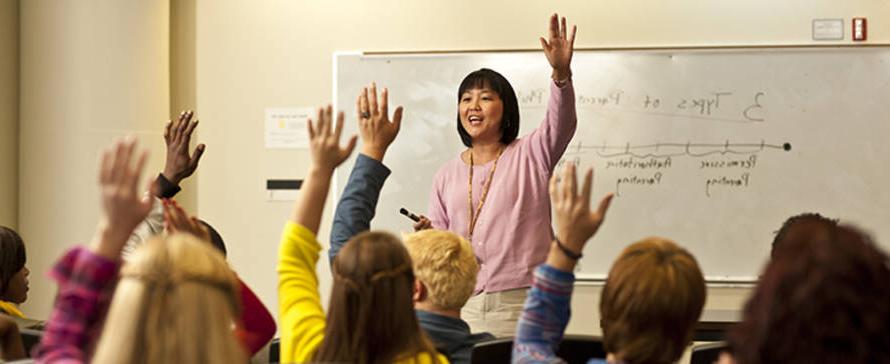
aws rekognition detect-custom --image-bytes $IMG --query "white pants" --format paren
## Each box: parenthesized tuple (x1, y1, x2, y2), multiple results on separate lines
(461, 288, 529, 338)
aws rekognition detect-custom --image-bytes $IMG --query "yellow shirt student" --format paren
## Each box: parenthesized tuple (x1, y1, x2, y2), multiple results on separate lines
(277, 222, 448, 364)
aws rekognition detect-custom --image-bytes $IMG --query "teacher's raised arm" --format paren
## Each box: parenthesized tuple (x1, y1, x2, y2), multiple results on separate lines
(424, 13, 580, 337)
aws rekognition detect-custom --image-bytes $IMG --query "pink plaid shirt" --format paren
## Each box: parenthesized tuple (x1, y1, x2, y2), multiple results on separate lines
(428, 79, 577, 293)
(34, 247, 119, 363)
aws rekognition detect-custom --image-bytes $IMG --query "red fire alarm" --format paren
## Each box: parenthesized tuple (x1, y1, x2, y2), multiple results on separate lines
(853, 18, 867, 41)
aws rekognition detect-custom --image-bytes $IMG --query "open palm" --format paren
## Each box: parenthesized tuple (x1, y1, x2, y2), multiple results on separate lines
(540, 13, 577, 79)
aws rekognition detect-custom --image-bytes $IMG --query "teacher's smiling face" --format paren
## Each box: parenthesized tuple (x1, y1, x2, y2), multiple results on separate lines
(456, 68, 520, 148)
(459, 87, 504, 144)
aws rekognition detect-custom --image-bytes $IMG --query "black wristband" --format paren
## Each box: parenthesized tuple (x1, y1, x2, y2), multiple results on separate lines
(555, 238, 582, 260)
(155, 173, 182, 199)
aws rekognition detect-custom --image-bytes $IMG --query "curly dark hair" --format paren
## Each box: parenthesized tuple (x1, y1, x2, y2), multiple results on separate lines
(0, 226, 26, 295)
(771, 212, 837, 257)
(729, 221, 890, 363)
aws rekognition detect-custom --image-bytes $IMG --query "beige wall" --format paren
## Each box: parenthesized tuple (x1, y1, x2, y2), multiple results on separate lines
(19, 0, 170, 318)
(170, 0, 198, 211)
(0, 0, 18, 228)
(194, 0, 890, 341)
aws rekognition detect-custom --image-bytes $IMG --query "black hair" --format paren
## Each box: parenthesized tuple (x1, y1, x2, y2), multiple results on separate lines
(199, 220, 227, 257)
(456, 68, 520, 147)
(0, 227, 26, 295)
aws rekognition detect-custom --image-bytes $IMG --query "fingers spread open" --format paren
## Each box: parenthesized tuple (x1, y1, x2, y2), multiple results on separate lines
(359, 87, 369, 118)
(189, 144, 206, 169)
(549, 13, 559, 39)
(315, 107, 326, 138)
(176, 111, 190, 137)
(183, 119, 199, 142)
(392, 106, 404, 130)
(368, 82, 379, 118)
(334, 111, 345, 140)
(112, 139, 131, 183)
(324, 105, 334, 136)
(569, 25, 577, 46)
(581, 168, 593, 211)
(343, 134, 358, 156)
(164, 120, 173, 142)
(128, 150, 148, 193)
(566, 162, 577, 203)
(307, 117, 316, 139)
(355, 94, 363, 122)
(99, 147, 113, 184)
(596, 193, 615, 220)
(380, 87, 390, 118)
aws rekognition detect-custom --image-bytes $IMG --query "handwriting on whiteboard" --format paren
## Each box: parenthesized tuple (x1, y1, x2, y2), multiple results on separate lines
(518, 89, 767, 123)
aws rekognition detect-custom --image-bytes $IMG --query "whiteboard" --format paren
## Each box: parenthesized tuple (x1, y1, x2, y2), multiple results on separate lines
(333, 47, 890, 282)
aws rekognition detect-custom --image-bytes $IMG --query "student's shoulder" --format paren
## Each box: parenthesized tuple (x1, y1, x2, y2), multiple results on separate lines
(412, 351, 450, 364)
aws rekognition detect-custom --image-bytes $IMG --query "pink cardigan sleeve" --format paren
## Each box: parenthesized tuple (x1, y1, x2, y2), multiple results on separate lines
(523, 79, 577, 172)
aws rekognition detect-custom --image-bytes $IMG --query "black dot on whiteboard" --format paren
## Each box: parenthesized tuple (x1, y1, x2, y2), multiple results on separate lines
(783, 143, 792, 151)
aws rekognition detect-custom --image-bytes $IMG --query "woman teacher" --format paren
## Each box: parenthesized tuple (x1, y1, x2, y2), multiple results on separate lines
(420, 13, 579, 336)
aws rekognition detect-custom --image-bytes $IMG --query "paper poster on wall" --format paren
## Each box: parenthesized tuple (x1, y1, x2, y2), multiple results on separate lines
(265, 107, 312, 148)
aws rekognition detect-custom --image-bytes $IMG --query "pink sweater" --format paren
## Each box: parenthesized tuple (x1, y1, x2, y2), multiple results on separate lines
(427, 79, 577, 293)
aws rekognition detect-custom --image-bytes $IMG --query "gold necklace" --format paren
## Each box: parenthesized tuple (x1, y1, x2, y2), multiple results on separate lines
(468, 146, 504, 240)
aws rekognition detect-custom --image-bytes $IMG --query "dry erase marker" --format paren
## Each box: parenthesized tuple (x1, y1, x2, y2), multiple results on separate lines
(400, 207, 421, 222)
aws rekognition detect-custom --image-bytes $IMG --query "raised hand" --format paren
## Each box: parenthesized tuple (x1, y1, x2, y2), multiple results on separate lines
(308, 105, 358, 172)
(547, 163, 613, 270)
(540, 13, 577, 81)
(163, 199, 211, 243)
(292, 105, 358, 234)
(356, 82, 404, 161)
(91, 137, 154, 259)
(162, 110, 206, 186)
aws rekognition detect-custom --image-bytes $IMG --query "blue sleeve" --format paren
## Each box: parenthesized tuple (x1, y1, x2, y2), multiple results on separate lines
(329, 154, 392, 264)
(512, 264, 575, 364)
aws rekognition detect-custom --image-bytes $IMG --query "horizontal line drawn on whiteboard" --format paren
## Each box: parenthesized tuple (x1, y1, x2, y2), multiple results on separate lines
(563, 141, 792, 159)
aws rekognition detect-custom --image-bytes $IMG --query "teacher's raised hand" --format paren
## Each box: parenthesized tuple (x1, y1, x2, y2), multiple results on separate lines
(540, 13, 577, 81)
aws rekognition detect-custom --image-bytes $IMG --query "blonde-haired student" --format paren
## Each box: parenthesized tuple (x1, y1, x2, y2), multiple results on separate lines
(403, 230, 479, 312)
(91, 233, 245, 363)
(35, 137, 247, 364)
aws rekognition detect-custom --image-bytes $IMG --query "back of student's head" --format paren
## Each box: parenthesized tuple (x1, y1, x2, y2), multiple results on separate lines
(91, 234, 246, 364)
(771, 212, 837, 257)
(0, 226, 27, 304)
(729, 222, 890, 364)
(600, 237, 706, 364)
(403, 230, 478, 311)
(318, 230, 439, 364)
(199, 220, 227, 257)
